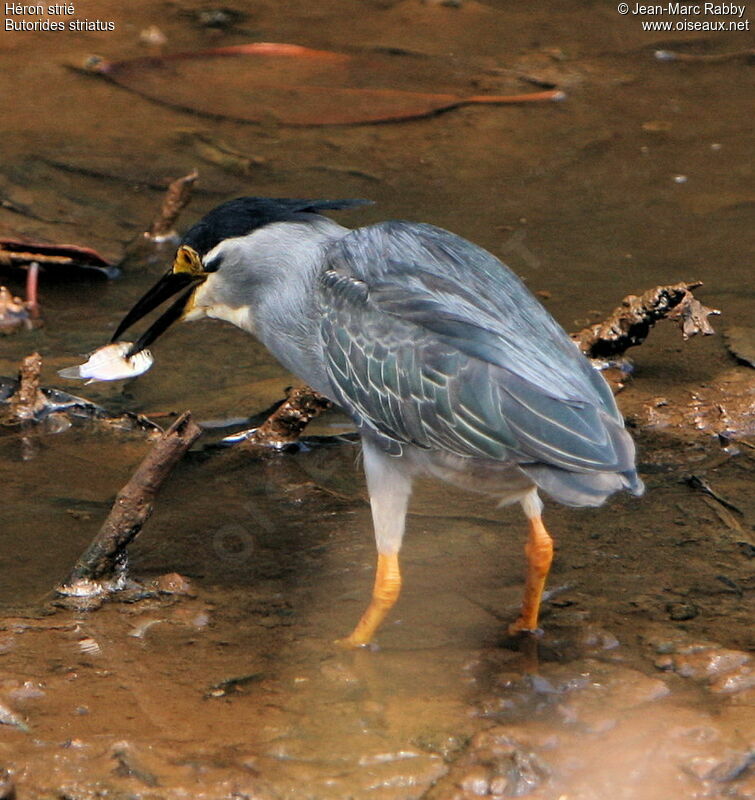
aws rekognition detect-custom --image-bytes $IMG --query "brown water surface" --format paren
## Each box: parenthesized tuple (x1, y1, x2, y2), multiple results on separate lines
(0, 1, 753, 798)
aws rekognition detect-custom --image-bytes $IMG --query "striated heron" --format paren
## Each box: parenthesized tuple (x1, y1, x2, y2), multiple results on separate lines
(112, 197, 643, 646)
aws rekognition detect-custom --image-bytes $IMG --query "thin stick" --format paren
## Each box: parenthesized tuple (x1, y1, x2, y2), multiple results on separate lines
(655, 48, 754, 63)
(24, 262, 39, 319)
(239, 386, 333, 448)
(8, 353, 46, 422)
(120, 170, 199, 269)
(58, 411, 202, 585)
(0, 250, 79, 268)
(147, 170, 199, 239)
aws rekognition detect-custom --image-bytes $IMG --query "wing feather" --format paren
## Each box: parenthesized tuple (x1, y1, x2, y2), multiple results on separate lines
(318, 222, 634, 474)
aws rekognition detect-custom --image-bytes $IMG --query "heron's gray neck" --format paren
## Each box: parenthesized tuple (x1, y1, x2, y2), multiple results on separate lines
(246, 217, 349, 398)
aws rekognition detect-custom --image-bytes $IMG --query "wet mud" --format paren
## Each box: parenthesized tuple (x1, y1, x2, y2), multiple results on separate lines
(0, 0, 753, 797)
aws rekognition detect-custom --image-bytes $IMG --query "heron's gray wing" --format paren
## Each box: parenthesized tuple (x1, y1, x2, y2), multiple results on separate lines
(318, 222, 634, 474)
(327, 221, 621, 417)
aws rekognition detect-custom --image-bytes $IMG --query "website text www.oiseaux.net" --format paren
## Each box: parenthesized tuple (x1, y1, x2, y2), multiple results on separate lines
(617, 3, 750, 31)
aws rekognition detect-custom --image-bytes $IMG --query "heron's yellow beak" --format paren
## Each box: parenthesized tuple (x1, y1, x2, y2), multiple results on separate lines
(111, 246, 207, 356)
(172, 244, 205, 276)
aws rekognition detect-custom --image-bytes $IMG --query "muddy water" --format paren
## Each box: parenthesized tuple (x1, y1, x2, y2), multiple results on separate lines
(0, 1, 753, 798)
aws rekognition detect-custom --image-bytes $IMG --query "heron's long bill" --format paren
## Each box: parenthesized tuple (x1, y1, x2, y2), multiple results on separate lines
(111, 247, 205, 357)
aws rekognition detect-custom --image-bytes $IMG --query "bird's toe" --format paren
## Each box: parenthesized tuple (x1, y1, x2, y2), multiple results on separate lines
(507, 619, 545, 637)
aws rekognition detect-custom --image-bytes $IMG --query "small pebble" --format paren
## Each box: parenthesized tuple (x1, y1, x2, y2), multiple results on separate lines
(156, 572, 196, 596)
(139, 25, 167, 46)
(710, 665, 755, 695)
(8, 681, 45, 702)
(0, 769, 14, 800)
(642, 120, 672, 132)
(459, 765, 490, 796)
(667, 602, 699, 621)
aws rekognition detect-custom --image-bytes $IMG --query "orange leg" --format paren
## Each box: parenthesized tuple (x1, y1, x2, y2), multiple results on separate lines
(508, 515, 554, 635)
(339, 553, 401, 647)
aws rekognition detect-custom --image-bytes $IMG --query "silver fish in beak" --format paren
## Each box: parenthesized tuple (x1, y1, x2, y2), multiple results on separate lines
(58, 342, 154, 383)
(59, 246, 206, 383)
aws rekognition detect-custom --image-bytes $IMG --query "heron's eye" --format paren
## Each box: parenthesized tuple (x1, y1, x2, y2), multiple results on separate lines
(203, 255, 221, 273)
(172, 245, 205, 276)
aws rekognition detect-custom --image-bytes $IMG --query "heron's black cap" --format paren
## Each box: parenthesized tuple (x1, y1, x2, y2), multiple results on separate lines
(111, 196, 371, 353)
(181, 197, 372, 260)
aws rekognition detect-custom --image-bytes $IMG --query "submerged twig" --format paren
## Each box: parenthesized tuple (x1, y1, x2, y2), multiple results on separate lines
(176, 130, 266, 175)
(0, 286, 33, 335)
(655, 49, 754, 64)
(205, 671, 265, 698)
(111, 743, 159, 787)
(572, 281, 719, 359)
(83, 43, 565, 126)
(700, 496, 745, 535)
(120, 170, 199, 269)
(6, 353, 46, 422)
(237, 386, 333, 449)
(147, 169, 199, 240)
(58, 411, 202, 587)
(0, 239, 113, 271)
(684, 474, 743, 515)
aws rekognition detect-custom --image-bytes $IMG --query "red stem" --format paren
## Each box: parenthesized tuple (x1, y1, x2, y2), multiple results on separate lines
(25, 262, 40, 318)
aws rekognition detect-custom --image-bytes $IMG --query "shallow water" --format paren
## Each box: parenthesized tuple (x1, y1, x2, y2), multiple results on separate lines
(0, 1, 753, 798)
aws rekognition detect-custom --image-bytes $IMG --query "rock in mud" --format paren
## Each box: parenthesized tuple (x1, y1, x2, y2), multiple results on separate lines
(155, 572, 196, 596)
(684, 749, 755, 783)
(724, 326, 755, 368)
(652, 638, 754, 695)
(667, 602, 699, 621)
(0, 286, 31, 335)
(0, 702, 28, 733)
(425, 733, 550, 799)
(0, 770, 15, 800)
(111, 740, 159, 787)
(632, 367, 755, 439)
(654, 645, 748, 680)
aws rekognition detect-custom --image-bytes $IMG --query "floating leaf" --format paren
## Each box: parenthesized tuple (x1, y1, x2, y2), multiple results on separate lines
(85, 42, 564, 126)
(0, 238, 116, 279)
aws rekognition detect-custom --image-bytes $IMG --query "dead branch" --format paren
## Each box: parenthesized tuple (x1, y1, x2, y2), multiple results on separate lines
(147, 169, 199, 240)
(120, 170, 198, 270)
(239, 386, 333, 449)
(7, 353, 47, 422)
(58, 411, 202, 586)
(0, 287, 33, 336)
(0, 238, 112, 272)
(655, 48, 754, 64)
(571, 281, 719, 359)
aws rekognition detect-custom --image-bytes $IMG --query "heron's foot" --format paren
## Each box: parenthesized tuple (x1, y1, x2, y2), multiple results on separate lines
(333, 634, 376, 650)
(508, 515, 553, 638)
(334, 553, 400, 649)
(507, 618, 544, 637)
